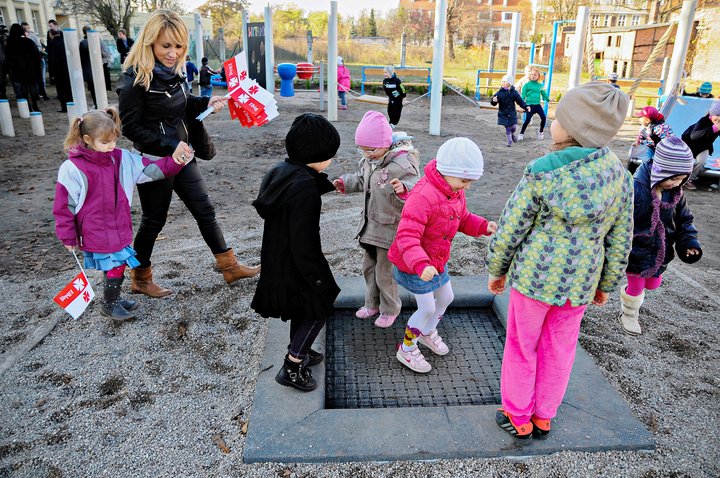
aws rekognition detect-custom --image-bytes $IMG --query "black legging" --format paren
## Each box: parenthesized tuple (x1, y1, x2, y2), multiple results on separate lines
(133, 159, 227, 267)
(288, 315, 327, 360)
(388, 100, 403, 126)
(520, 104, 546, 134)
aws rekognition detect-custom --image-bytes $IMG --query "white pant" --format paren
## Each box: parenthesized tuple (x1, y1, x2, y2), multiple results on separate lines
(691, 150, 709, 181)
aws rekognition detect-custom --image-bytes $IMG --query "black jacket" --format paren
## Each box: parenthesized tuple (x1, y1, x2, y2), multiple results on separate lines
(490, 86, 527, 126)
(383, 75, 405, 103)
(627, 161, 702, 277)
(5, 36, 41, 83)
(682, 114, 719, 157)
(116, 37, 134, 63)
(251, 161, 340, 322)
(117, 66, 210, 157)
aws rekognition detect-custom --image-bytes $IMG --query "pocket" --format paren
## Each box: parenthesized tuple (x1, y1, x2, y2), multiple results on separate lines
(368, 209, 400, 225)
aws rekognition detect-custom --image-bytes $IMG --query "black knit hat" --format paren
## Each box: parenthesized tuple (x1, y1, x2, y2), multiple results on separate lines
(285, 113, 341, 165)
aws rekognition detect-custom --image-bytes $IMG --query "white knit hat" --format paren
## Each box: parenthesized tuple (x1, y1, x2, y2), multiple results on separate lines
(337, 56, 344, 65)
(501, 74, 514, 85)
(435, 138, 484, 180)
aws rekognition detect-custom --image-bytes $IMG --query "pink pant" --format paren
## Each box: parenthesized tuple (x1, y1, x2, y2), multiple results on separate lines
(625, 274, 662, 296)
(501, 288, 587, 424)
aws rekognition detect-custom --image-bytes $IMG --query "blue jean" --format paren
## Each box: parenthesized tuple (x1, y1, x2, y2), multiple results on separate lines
(338, 90, 347, 106)
(200, 85, 213, 97)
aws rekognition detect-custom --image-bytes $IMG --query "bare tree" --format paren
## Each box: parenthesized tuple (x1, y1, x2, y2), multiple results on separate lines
(545, 0, 583, 22)
(138, 0, 186, 15)
(58, 0, 134, 37)
(446, 0, 476, 60)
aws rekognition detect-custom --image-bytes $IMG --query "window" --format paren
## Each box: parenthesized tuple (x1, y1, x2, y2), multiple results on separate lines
(31, 10, 39, 33)
(618, 14, 626, 27)
(607, 35, 613, 47)
(16, 9, 25, 23)
(591, 14, 600, 27)
(0, 7, 5, 25)
(604, 15, 612, 27)
(631, 15, 641, 26)
(616, 35, 621, 47)
(501, 12, 513, 23)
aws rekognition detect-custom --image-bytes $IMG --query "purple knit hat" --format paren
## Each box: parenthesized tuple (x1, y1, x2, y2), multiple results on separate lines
(709, 100, 720, 116)
(650, 136, 694, 187)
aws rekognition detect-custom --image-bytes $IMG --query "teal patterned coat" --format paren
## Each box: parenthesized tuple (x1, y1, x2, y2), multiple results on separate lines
(486, 146, 634, 306)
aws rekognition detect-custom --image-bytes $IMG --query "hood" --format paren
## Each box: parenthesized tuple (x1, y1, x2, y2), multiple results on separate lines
(424, 159, 457, 199)
(252, 160, 333, 219)
(531, 147, 628, 226)
(68, 145, 119, 166)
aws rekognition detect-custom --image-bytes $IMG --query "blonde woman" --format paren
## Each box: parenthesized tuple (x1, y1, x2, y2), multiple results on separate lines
(117, 10, 259, 297)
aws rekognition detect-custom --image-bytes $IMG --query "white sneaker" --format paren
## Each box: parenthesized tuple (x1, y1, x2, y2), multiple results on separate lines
(538, 132, 545, 140)
(417, 329, 449, 355)
(517, 134, 524, 141)
(396, 345, 432, 373)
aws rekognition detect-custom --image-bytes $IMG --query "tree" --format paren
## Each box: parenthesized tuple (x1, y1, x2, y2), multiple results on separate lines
(274, 6, 306, 38)
(446, 0, 476, 60)
(545, 0, 586, 22)
(307, 11, 328, 38)
(368, 9, 378, 37)
(58, 0, 134, 37)
(138, 0, 185, 15)
(197, 0, 250, 36)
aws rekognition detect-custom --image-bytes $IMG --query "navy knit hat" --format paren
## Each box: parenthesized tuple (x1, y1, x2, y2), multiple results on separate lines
(285, 113, 341, 165)
(650, 136, 694, 187)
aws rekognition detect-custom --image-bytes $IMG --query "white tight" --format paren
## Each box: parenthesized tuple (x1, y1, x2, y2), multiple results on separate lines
(406, 281, 454, 336)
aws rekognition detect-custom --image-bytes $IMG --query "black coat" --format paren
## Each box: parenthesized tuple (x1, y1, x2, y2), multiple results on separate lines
(627, 161, 702, 277)
(117, 66, 210, 157)
(490, 86, 527, 126)
(5, 36, 41, 83)
(116, 37, 134, 63)
(383, 75, 405, 103)
(681, 114, 720, 157)
(46, 36, 71, 104)
(251, 161, 340, 322)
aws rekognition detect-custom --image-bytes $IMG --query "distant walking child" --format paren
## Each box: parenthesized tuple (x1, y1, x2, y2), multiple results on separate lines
(491, 74, 528, 147)
(198, 57, 218, 98)
(620, 136, 702, 336)
(382, 66, 406, 127)
(388, 138, 497, 373)
(337, 56, 351, 110)
(519, 67, 549, 140)
(53, 108, 191, 321)
(631, 106, 674, 166)
(333, 111, 420, 328)
(251, 113, 342, 392)
(487, 83, 633, 443)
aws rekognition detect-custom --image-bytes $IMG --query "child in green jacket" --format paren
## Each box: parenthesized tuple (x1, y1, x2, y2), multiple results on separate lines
(487, 82, 633, 443)
(520, 67, 550, 140)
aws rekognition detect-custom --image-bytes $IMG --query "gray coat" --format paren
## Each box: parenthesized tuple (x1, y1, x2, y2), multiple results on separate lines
(339, 141, 420, 249)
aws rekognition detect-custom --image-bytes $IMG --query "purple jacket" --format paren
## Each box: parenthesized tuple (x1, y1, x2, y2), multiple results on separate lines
(53, 146, 184, 253)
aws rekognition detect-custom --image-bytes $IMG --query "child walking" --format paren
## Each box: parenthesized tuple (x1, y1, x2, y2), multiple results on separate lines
(630, 106, 674, 169)
(388, 138, 497, 373)
(333, 111, 420, 328)
(491, 74, 528, 147)
(198, 57, 219, 98)
(519, 66, 549, 141)
(53, 108, 191, 321)
(251, 113, 342, 392)
(382, 66, 406, 128)
(620, 136, 702, 336)
(337, 56, 351, 110)
(487, 82, 633, 442)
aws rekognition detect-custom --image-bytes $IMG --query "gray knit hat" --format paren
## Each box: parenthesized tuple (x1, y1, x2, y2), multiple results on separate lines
(650, 136, 694, 188)
(555, 81, 629, 148)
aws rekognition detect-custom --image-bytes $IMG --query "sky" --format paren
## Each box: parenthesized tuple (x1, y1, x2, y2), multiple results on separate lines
(181, 0, 399, 18)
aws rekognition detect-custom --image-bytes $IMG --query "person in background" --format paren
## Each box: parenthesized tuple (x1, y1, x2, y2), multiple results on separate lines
(683, 81, 714, 99)
(46, 19, 62, 43)
(79, 26, 97, 109)
(198, 57, 218, 98)
(382, 65, 406, 128)
(0, 24, 7, 99)
(21, 21, 48, 101)
(185, 55, 198, 92)
(607, 72, 620, 89)
(681, 100, 720, 190)
(5, 23, 41, 111)
(337, 56, 351, 110)
(519, 66, 549, 141)
(46, 29, 71, 112)
(629, 105, 674, 172)
(116, 29, 134, 64)
(491, 74, 528, 147)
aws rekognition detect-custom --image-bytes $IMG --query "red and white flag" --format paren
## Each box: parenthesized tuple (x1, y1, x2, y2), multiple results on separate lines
(54, 270, 95, 319)
(223, 52, 278, 128)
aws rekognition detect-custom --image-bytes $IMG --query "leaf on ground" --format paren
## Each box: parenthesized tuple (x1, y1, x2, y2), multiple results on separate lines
(157, 235, 168, 241)
(212, 434, 230, 453)
(279, 468, 292, 478)
(177, 322, 187, 339)
(239, 420, 248, 435)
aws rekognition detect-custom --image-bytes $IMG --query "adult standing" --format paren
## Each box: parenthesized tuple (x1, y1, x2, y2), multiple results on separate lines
(681, 100, 720, 190)
(116, 29, 134, 64)
(5, 23, 41, 111)
(46, 20, 62, 86)
(117, 10, 259, 297)
(21, 22, 48, 100)
(79, 26, 97, 109)
(46, 30, 71, 112)
(101, 40, 112, 91)
(46, 19, 63, 43)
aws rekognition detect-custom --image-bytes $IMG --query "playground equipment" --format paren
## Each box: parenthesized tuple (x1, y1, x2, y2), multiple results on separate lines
(0, 99, 15, 137)
(360, 66, 431, 95)
(277, 63, 297, 97)
(296, 63, 315, 80)
(17, 99, 30, 119)
(87, 30, 108, 110)
(63, 28, 88, 115)
(30, 112, 45, 136)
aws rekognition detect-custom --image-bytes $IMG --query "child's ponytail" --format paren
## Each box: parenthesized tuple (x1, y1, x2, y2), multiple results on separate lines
(63, 117, 85, 152)
(62, 108, 123, 153)
(104, 107, 122, 131)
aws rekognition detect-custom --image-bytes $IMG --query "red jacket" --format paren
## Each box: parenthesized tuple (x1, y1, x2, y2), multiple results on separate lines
(388, 159, 489, 275)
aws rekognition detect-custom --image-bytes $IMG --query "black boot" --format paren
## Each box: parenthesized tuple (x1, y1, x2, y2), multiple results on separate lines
(307, 348, 323, 366)
(101, 277, 136, 321)
(275, 355, 317, 392)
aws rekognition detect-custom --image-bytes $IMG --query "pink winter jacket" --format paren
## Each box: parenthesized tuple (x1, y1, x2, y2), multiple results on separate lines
(388, 159, 490, 276)
(337, 65, 351, 92)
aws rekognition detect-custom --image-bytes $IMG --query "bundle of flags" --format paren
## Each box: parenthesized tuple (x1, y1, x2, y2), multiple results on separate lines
(223, 52, 278, 127)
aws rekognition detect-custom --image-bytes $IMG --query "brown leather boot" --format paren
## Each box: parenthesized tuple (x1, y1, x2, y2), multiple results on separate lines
(214, 248, 260, 284)
(130, 266, 172, 298)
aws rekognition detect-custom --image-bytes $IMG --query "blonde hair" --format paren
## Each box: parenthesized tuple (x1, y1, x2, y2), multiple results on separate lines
(123, 10, 188, 90)
(64, 108, 122, 152)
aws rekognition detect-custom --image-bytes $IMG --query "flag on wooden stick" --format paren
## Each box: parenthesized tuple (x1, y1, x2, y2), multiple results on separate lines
(53, 251, 95, 319)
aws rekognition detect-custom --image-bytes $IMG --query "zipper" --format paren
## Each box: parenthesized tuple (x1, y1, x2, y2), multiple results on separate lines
(159, 121, 166, 135)
(181, 119, 188, 142)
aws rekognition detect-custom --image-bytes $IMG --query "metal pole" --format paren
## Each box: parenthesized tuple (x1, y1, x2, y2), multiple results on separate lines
(328, 1, 338, 121)
(319, 62, 325, 111)
(264, 6, 274, 95)
(87, 31, 108, 109)
(568, 6, 589, 90)
(660, 56, 671, 95)
(429, 0, 448, 136)
(307, 30, 313, 63)
(194, 13, 204, 71)
(219, 28, 226, 63)
(241, 10, 249, 65)
(665, 0, 697, 95)
(63, 28, 88, 115)
(529, 42, 536, 65)
(487, 40, 496, 89)
(400, 32, 407, 67)
(507, 12, 521, 79)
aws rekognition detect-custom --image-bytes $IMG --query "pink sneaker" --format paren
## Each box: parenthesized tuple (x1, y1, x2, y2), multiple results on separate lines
(417, 329, 449, 355)
(355, 307, 379, 319)
(374, 313, 397, 328)
(396, 345, 432, 373)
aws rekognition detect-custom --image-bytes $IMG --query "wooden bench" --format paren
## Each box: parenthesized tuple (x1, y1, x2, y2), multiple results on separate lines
(475, 69, 546, 100)
(360, 66, 431, 95)
(594, 76, 664, 108)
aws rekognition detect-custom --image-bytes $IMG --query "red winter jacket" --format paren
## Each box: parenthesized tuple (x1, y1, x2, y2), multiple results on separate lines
(388, 159, 490, 276)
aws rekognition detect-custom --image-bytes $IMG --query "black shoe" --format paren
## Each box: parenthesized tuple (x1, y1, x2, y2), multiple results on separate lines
(101, 277, 136, 322)
(307, 349, 323, 366)
(275, 355, 317, 392)
(495, 409, 532, 444)
(120, 299, 138, 311)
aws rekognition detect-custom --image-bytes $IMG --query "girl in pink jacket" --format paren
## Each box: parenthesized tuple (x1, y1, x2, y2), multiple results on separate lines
(388, 138, 497, 373)
(337, 56, 351, 110)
